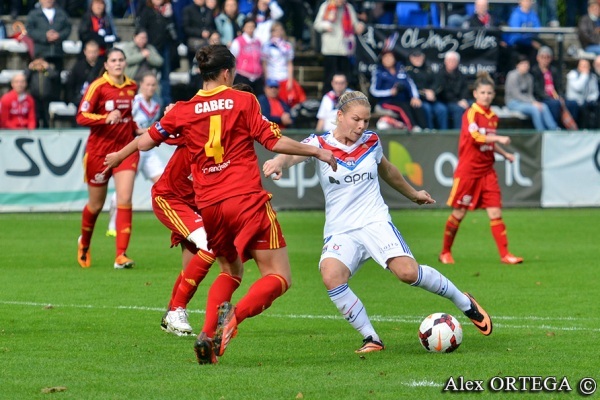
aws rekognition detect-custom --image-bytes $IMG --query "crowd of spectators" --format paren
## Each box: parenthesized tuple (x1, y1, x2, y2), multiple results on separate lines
(1, 0, 599, 131)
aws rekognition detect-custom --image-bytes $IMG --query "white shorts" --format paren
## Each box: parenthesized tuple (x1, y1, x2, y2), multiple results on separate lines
(319, 220, 414, 276)
(139, 148, 165, 181)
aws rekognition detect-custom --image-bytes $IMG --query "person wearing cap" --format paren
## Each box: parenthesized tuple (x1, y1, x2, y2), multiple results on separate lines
(578, 0, 600, 55)
(405, 49, 448, 130)
(258, 79, 294, 128)
(505, 55, 558, 131)
(369, 49, 427, 132)
(531, 46, 579, 128)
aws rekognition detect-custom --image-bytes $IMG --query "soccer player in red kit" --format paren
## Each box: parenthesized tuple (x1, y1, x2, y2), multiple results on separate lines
(105, 132, 228, 336)
(76, 47, 139, 269)
(138, 44, 337, 364)
(0, 72, 36, 129)
(439, 72, 523, 265)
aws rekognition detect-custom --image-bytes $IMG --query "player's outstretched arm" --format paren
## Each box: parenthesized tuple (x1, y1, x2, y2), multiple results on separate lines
(263, 154, 308, 180)
(378, 156, 435, 205)
(138, 130, 159, 151)
(271, 136, 337, 171)
(494, 143, 515, 162)
(104, 136, 140, 173)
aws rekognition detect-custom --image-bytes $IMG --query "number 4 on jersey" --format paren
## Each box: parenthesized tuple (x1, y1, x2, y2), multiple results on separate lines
(205, 115, 224, 164)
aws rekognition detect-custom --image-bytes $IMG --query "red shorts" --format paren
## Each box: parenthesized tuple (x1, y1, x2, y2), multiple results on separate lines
(152, 194, 204, 253)
(84, 152, 139, 187)
(446, 170, 502, 210)
(200, 192, 286, 263)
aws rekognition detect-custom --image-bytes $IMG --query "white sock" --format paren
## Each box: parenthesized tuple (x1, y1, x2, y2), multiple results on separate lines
(108, 192, 117, 231)
(328, 284, 380, 342)
(411, 265, 471, 312)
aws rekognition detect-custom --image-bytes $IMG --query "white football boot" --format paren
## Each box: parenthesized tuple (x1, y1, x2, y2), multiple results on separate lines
(163, 307, 194, 336)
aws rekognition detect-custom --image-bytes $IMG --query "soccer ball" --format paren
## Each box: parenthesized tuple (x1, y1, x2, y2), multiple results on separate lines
(418, 313, 463, 353)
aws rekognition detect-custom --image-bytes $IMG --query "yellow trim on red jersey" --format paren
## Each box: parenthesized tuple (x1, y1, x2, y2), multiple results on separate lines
(82, 76, 108, 102)
(101, 72, 136, 89)
(265, 201, 279, 249)
(446, 177, 460, 207)
(466, 106, 487, 144)
(154, 196, 191, 238)
(196, 85, 230, 97)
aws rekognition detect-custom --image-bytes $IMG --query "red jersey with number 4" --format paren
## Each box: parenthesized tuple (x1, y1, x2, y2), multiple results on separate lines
(147, 85, 282, 209)
(76, 72, 138, 156)
(454, 103, 499, 179)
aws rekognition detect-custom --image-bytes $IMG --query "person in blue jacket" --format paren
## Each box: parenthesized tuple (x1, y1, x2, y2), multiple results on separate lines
(369, 49, 427, 132)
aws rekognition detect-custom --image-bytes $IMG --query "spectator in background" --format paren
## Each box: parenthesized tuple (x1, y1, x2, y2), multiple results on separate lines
(78, 0, 119, 58)
(405, 49, 448, 131)
(566, 58, 600, 129)
(26, 58, 61, 128)
(313, 0, 365, 93)
(0, 72, 37, 130)
(316, 73, 351, 132)
(249, 0, 283, 46)
(258, 79, 294, 129)
(215, 0, 244, 47)
(261, 21, 305, 108)
(531, 46, 579, 128)
(439, 51, 470, 130)
(65, 40, 103, 107)
(230, 18, 265, 96)
(464, 0, 502, 28)
(26, 0, 72, 72)
(137, 0, 179, 107)
(183, 0, 217, 65)
(504, 0, 545, 64)
(536, 0, 559, 27)
(505, 55, 558, 131)
(120, 28, 164, 84)
(369, 49, 427, 132)
(578, 0, 600, 55)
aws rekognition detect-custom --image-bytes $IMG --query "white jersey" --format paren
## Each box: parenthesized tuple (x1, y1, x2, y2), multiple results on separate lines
(132, 94, 161, 129)
(302, 131, 391, 237)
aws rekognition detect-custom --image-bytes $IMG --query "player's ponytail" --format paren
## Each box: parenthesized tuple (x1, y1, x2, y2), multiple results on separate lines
(196, 44, 236, 82)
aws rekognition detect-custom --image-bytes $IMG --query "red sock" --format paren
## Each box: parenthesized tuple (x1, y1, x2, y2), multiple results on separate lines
(202, 273, 241, 337)
(167, 271, 184, 310)
(490, 218, 509, 257)
(235, 274, 289, 324)
(115, 205, 132, 257)
(442, 214, 462, 253)
(170, 250, 215, 310)
(81, 204, 100, 247)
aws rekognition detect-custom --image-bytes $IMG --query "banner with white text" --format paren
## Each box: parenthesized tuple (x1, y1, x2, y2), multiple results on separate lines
(0, 130, 174, 212)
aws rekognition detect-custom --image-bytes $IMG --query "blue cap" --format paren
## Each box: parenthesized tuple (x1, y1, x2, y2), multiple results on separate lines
(266, 79, 279, 88)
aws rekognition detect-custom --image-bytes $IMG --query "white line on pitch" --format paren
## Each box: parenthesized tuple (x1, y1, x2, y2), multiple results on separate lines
(1, 300, 597, 332)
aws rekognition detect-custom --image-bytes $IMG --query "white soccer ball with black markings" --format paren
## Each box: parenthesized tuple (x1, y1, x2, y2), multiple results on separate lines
(418, 313, 463, 353)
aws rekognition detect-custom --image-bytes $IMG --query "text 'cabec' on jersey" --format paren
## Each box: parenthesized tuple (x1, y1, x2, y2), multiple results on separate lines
(147, 85, 281, 209)
(301, 131, 391, 236)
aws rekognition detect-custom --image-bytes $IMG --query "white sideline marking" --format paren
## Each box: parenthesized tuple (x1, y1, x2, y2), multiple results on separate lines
(402, 380, 443, 388)
(1, 300, 598, 332)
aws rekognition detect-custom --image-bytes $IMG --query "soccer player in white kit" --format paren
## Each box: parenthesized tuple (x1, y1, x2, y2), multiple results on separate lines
(106, 73, 165, 236)
(263, 91, 493, 353)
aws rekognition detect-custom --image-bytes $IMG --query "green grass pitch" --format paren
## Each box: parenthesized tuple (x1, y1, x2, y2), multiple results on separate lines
(0, 208, 598, 399)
